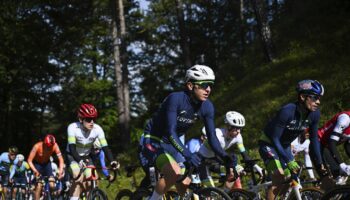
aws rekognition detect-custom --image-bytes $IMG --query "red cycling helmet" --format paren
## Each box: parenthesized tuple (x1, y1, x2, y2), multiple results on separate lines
(44, 134, 56, 147)
(78, 103, 98, 118)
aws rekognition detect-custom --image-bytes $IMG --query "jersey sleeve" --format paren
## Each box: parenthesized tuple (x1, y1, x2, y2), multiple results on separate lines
(67, 123, 77, 144)
(308, 110, 323, 165)
(203, 101, 227, 158)
(235, 134, 246, 153)
(331, 114, 350, 141)
(269, 108, 293, 162)
(92, 124, 108, 147)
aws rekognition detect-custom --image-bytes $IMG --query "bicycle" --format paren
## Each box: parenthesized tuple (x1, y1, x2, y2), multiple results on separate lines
(320, 184, 350, 200)
(228, 159, 323, 200)
(74, 165, 116, 200)
(157, 164, 232, 200)
(116, 165, 178, 200)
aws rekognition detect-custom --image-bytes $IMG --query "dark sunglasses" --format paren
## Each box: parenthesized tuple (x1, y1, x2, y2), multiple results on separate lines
(84, 118, 96, 123)
(194, 81, 214, 90)
(228, 126, 242, 131)
(307, 95, 321, 102)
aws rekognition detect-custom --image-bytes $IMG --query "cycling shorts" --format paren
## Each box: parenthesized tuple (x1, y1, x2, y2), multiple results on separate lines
(0, 174, 9, 186)
(66, 154, 94, 179)
(258, 141, 287, 174)
(34, 161, 53, 177)
(139, 135, 185, 171)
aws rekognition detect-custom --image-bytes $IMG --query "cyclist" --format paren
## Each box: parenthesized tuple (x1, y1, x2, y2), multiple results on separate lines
(258, 79, 327, 200)
(185, 127, 207, 154)
(9, 154, 31, 198)
(66, 103, 119, 200)
(198, 111, 263, 190)
(139, 65, 234, 200)
(90, 139, 114, 181)
(0, 146, 19, 196)
(291, 132, 316, 180)
(317, 111, 350, 184)
(27, 134, 64, 200)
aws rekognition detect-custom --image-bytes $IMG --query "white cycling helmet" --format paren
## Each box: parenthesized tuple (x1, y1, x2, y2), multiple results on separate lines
(93, 139, 102, 149)
(224, 111, 245, 127)
(16, 154, 25, 162)
(185, 65, 215, 82)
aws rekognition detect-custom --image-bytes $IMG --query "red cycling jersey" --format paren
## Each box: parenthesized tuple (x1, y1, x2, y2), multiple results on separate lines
(318, 111, 350, 146)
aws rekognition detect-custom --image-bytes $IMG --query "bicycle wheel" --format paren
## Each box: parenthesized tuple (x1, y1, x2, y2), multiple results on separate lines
(228, 188, 255, 200)
(197, 187, 232, 200)
(287, 187, 324, 200)
(115, 189, 133, 200)
(131, 188, 151, 200)
(89, 188, 107, 200)
(15, 189, 24, 200)
(321, 185, 350, 200)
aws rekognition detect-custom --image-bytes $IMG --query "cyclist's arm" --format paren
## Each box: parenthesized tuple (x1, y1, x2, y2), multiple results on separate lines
(54, 144, 64, 174)
(308, 111, 323, 165)
(269, 109, 294, 163)
(68, 144, 82, 163)
(203, 103, 228, 158)
(27, 145, 39, 175)
(236, 134, 251, 161)
(98, 151, 109, 177)
(9, 165, 16, 180)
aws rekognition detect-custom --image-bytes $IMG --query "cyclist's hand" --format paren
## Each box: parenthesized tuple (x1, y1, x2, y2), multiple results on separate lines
(79, 160, 86, 168)
(235, 164, 245, 176)
(58, 169, 64, 180)
(317, 164, 329, 177)
(253, 164, 264, 177)
(107, 174, 114, 182)
(110, 161, 120, 170)
(188, 152, 201, 167)
(339, 163, 350, 175)
(287, 160, 300, 173)
(34, 170, 40, 177)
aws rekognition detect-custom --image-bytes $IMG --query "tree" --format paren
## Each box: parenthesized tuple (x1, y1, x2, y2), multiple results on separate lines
(112, 0, 131, 149)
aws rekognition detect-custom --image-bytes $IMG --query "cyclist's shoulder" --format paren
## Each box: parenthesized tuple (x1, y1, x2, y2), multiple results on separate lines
(67, 121, 80, 129)
(92, 123, 104, 132)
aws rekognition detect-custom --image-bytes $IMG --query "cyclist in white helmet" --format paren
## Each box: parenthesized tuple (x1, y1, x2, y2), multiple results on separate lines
(198, 111, 264, 190)
(9, 154, 30, 198)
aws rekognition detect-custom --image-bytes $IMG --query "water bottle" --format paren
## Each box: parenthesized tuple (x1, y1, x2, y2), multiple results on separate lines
(149, 166, 157, 186)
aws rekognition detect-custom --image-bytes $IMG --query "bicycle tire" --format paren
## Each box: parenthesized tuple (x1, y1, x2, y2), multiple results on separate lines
(16, 189, 24, 200)
(89, 188, 108, 200)
(197, 187, 232, 200)
(115, 189, 133, 200)
(131, 188, 151, 200)
(228, 188, 255, 200)
(287, 187, 324, 200)
(321, 185, 350, 200)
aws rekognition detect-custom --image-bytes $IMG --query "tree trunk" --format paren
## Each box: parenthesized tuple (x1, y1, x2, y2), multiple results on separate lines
(112, 0, 130, 150)
(251, 0, 275, 62)
(239, 0, 246, 58)
(175, 0, 192, 67)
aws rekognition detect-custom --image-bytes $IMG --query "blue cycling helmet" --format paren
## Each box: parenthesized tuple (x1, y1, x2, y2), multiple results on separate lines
(296, 80, 324, 96)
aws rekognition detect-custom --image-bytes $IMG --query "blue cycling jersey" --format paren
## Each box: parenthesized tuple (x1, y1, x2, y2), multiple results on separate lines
(0, 152, 18, 174)
(186, 138, 202, 153)
(263, 102, 322, 164)
(145, 91, 227, 158)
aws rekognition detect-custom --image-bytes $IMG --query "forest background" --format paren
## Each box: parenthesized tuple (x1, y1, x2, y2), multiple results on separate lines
(1, 0, 350, 195)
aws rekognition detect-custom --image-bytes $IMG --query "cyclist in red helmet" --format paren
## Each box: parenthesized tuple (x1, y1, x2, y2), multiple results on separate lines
(66, 104, 118, 200)
(27, 134, 64, 200)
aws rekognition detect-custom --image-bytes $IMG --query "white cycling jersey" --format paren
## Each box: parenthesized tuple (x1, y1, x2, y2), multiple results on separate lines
(199, 128, 245, 158)
(66, 122, 108, 156)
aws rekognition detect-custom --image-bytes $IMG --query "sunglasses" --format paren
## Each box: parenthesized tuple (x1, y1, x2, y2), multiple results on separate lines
(194, 81, 214, 90)
(228, 126, 242, 131)
(307, 95, 321, 102)
(84, 118, 96, 123)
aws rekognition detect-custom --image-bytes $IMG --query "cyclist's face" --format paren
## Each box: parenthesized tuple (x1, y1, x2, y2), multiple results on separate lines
(80, 118, 95, 130)
(9, 153, 16, 161)
(187, 82, 212, 101)
(227, 126, 241, 138)
(302, 94, 321, 112)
